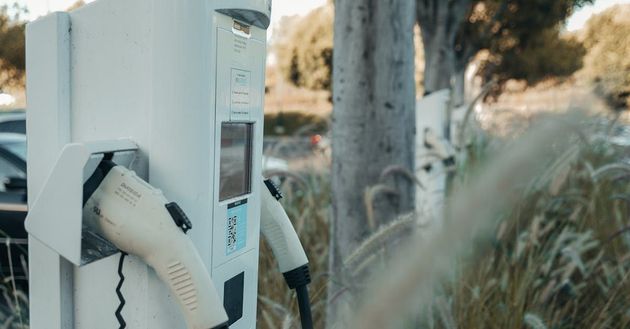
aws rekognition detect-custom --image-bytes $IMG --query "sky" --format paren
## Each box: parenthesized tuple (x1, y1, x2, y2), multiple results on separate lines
(0, 0, 328, 26)
(2, 0, 628, 32)
(566, 0, 630, 30)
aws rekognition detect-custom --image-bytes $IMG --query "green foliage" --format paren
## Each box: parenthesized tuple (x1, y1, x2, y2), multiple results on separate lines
(275, 0, 593, 94)
(264, 112, 328, 136)
(492, 28, 586, 85)
(462, 0, 594, 86)
(275, 5, 334, 91)
(0, 4, 26, 89)
(581, 5, 630, 110)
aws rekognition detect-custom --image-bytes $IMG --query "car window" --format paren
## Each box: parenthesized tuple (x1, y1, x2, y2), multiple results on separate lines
(2, 142, 26, 161)
(0, 120, 26, 135)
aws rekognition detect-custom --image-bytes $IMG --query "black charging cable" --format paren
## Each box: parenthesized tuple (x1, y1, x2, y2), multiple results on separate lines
(296, 285, 312, 329)
(83, 155, 128, 329)
(283, 265, 313, 329)
(115, 252, 128, 329)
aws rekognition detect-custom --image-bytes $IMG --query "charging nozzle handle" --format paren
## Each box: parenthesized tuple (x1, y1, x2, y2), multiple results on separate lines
(84, 165, 229, 329)
(261, 178, 313, 329)
(260, 178, 309, 273)
(144, 237, 229, 329)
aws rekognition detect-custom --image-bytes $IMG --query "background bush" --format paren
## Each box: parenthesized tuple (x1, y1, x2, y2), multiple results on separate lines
(581, 5, 630, 110)
(264, 112, 329, 136)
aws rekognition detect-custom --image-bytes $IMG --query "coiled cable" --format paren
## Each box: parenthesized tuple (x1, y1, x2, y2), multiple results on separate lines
(115, 252, 128, 329)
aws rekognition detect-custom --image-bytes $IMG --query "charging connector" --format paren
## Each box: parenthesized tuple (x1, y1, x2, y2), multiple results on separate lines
(83, 160, 229, 329)
(261, 178, 313, 329)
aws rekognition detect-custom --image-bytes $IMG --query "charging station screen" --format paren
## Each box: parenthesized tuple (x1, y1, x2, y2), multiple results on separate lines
(220, 123, 253, 201)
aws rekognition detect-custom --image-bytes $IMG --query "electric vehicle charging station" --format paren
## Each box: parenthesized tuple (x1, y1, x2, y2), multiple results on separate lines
(415, 90, 455, 233)
(24, 1, 314, 328)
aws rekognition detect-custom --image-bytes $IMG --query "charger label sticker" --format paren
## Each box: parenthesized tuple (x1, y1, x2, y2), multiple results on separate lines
(226, 199, 248, 255)
(230, 69, 251, 120)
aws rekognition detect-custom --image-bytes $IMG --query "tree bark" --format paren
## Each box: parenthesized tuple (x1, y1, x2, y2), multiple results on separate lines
(327, 0, 416, 327)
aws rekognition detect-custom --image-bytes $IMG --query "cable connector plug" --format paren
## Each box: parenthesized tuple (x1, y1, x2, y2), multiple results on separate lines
(283, 264, 311, 289)
(264, 179, 283, 201)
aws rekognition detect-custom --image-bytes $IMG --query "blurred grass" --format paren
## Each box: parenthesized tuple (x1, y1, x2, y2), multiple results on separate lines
(258, 112, 630, 328)
(441, 118, 630, 328)
(0, 242, 28, 329)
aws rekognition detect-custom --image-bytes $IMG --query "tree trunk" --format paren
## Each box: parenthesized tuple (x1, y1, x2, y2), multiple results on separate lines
(422, 27, 456, 95)
(417, 0, 472, 106)
(327, 0, 416, 327)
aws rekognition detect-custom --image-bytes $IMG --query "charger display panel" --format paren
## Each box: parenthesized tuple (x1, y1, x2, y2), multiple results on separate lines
(219, 123, 253, 201)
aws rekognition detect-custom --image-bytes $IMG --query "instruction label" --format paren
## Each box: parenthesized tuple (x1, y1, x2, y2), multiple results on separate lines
(232, 34, 249, 64)
(230, 69, 251, 120)
(226, 199, 248, 255)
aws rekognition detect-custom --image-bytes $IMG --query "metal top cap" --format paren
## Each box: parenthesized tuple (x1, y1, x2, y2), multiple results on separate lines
(213, 0, 272, 29)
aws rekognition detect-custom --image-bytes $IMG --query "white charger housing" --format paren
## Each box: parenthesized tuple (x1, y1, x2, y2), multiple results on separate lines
(25, 1, 269, 328)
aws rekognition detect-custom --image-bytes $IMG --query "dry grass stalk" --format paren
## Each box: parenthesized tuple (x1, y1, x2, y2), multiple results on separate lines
(350, 118, 579, 329)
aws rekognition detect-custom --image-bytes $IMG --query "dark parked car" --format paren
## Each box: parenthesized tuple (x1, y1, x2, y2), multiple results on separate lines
(0, 113, 28, 286)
